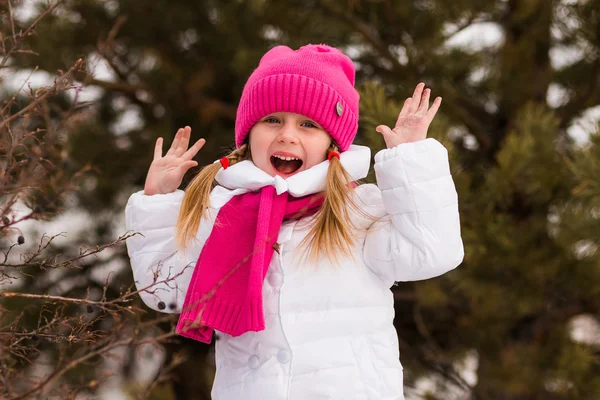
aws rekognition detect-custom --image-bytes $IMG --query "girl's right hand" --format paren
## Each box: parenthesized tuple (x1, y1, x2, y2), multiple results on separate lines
(144, 126, 206, 195)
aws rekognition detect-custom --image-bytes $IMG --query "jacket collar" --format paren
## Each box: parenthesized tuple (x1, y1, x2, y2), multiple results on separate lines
(214, 144, 371, 198)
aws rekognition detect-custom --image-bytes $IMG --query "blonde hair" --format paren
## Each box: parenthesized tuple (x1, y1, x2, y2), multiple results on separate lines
(175, 141, 372, 265)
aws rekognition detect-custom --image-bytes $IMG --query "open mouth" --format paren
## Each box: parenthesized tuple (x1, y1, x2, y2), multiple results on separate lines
(270, 154, 303, 175)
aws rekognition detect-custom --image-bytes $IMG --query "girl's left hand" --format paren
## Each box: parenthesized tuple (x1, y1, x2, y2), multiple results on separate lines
(376, 82, 442, 148)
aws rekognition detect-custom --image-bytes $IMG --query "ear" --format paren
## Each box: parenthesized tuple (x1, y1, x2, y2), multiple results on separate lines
(330, 139, 340, 152)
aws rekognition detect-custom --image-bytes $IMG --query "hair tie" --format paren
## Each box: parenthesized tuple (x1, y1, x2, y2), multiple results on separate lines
(220, 156, 230, 169)
(328, 151, 340, 162)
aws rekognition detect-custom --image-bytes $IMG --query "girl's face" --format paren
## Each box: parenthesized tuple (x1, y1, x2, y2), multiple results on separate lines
(248, 112, 332, 178)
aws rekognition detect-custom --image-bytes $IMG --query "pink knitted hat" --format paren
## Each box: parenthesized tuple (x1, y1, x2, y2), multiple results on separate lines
(235, 44, 360, 152)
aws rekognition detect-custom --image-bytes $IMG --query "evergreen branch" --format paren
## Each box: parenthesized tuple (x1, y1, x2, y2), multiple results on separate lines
(78, 77, 144, 95)
(442, 14, 495, 43)
(438, 81, 494, 152)
(317, 0, 408, 76)
(318, 0, 495, 154)
(413, 304, 473, 392)
(556, 60, 600, 127)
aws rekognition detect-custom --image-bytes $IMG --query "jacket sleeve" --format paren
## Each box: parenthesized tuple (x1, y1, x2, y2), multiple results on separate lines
(124, 189, 216, 313)
(361, 138, 464, 287)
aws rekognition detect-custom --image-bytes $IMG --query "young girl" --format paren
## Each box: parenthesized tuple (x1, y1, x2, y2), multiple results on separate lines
(125, 44, 464, 400)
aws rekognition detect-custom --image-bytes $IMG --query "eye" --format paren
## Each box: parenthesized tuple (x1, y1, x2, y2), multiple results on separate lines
(301, 121, 318, 128)
(264, 116, 280, 124)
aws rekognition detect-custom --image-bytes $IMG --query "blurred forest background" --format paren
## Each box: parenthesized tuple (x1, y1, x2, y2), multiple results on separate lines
(1, 0, 600, 399)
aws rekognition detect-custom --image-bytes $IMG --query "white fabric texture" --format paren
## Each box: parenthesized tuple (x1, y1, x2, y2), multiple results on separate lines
(124, 139, 464, 400)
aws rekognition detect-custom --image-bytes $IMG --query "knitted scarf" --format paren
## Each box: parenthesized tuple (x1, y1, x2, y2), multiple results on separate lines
(175, 185, 324, 343)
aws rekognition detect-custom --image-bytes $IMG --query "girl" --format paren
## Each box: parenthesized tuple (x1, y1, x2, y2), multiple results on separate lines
(125, 44, 464, 400)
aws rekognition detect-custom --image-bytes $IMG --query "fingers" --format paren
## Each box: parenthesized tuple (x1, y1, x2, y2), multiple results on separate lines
(395, 98, 412, 127)
(153, 126, 204, 166)
(375, 124, 394, 137)
(404, 83, 440, 118)
(408, 82, 425, 114)
(165, 128, 183, 157)
(177, 160, 199, 175)
(182, 138, 206, 161)
(417, 88, 430, 115)
(424, 96, 442, 125)
(166, 126, 192, 157)
(174, 126, 192, 157)
(153, 137, 163, 160)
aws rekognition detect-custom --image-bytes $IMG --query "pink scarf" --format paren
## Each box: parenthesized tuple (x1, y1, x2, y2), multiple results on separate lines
(175, 185, 324, 343)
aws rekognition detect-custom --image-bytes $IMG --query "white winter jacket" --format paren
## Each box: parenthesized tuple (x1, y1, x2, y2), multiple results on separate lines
(125, 138, 464, 400)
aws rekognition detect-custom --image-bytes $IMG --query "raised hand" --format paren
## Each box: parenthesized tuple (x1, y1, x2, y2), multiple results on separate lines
(375, 82, 442, 148)
(144, 126, 206, 195)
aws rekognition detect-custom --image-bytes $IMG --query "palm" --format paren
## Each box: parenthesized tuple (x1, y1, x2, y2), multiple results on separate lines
(150, 156, 188, 186)
(376, 83, 441, 148)
(144, 126, 206, 195)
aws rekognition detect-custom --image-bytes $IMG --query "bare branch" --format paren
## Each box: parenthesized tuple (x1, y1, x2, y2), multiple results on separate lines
(0, 59, 85, 130)
(0, 0, 65, 69)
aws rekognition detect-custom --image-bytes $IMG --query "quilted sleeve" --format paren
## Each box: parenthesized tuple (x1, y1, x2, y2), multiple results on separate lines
(361, 138, 464, 287)
(125, 189, 216, 313)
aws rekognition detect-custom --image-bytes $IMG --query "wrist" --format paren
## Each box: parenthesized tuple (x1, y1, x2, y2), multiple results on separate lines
(386, 137, 426, 149)
(144, 183, 163, 196)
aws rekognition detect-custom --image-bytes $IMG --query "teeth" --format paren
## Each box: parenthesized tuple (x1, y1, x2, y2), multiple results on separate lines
(274, 155, 299, 161)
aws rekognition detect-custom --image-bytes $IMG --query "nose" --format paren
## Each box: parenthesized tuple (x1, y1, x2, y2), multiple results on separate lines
(277, 123, 299, 145)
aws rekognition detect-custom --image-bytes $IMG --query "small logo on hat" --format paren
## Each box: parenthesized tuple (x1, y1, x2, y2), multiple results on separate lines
(336, 102, 344, 116)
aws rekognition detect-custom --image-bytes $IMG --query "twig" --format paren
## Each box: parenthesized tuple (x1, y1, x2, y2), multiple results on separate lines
(0, 66, 40, 116)
(0, 1, 65, 69)
(8, 330, 178, 400)
(0, 59, 85, 130)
